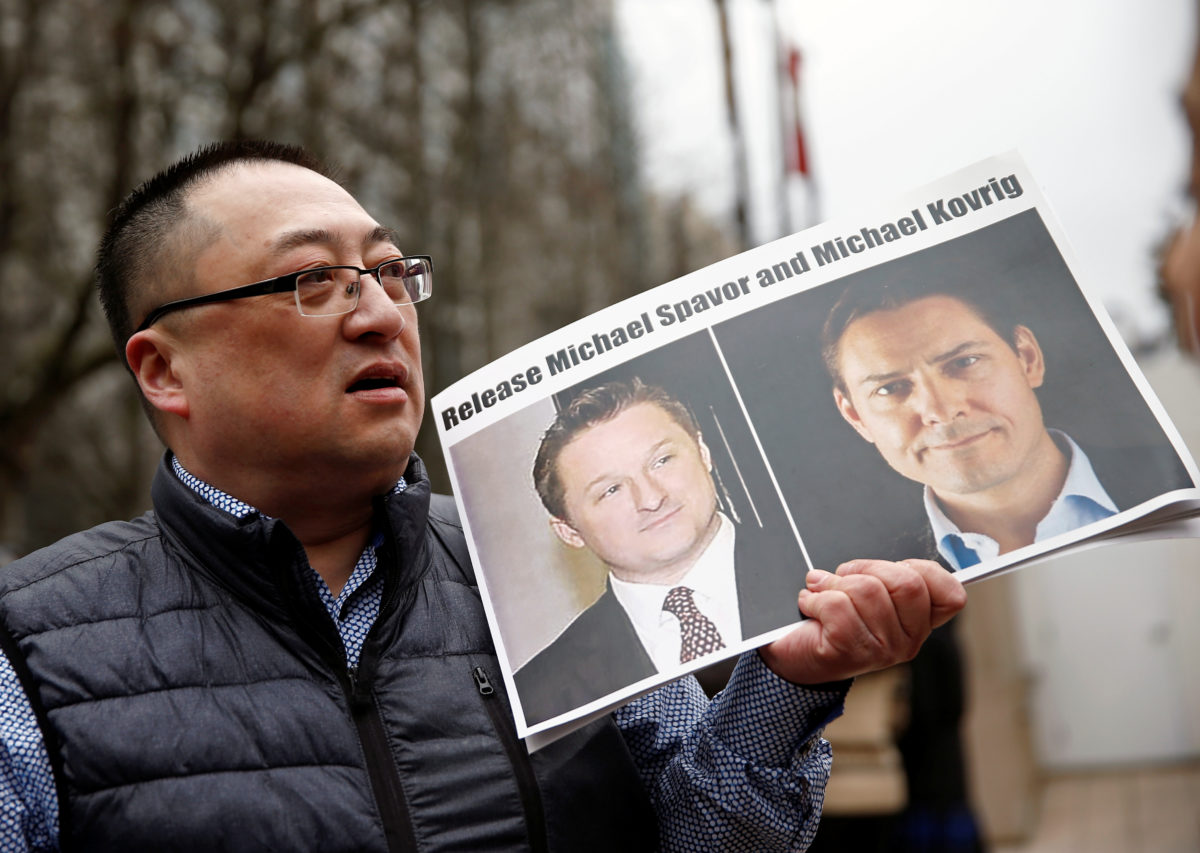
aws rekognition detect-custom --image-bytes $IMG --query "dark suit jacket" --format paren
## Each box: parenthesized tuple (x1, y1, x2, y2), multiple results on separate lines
(513, 518, 806, 727)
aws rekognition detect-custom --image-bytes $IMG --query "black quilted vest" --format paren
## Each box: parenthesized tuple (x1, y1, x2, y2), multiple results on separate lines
(0, 455, 656, 852)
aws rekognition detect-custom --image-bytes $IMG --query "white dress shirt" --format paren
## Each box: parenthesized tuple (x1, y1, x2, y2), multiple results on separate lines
(609, 512, 742, 672)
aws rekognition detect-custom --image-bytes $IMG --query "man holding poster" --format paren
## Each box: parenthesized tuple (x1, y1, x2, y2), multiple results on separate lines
(0, 140, 966, 852)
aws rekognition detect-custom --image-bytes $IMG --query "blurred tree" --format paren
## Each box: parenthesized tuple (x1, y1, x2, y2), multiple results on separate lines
(0, 0, 735, 554)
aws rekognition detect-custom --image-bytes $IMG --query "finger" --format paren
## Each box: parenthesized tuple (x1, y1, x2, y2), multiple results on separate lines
(829, 560, 933, 645)
(838, 558, 965, 630)
(797, 587, 879, 660)
(802, 574, 905, 655)
(894, 558, 968, 627)
(838, 572, 919, 655)
(804, 568, 834, 590)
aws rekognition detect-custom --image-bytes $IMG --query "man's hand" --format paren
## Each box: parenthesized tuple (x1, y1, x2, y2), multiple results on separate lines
(759, 559, 966, 685)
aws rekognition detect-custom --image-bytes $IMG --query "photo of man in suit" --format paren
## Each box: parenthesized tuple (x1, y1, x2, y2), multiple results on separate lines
(820, 277, 1183, 570)
(514, 377, 804, 726)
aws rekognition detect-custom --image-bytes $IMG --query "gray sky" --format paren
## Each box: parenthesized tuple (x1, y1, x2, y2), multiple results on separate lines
(616, 0, 1195, 345)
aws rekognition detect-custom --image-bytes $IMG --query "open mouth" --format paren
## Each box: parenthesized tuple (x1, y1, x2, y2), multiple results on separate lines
(347, 361, 407, 395)
(348, 376, 401, 393)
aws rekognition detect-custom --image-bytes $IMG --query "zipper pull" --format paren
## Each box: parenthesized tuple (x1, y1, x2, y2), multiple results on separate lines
(473, 666, 495, 696)
(347, 665, 373, 710)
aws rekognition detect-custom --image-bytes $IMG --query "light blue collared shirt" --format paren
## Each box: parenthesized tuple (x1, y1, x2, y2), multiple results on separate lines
(927, 430, 1119, 570)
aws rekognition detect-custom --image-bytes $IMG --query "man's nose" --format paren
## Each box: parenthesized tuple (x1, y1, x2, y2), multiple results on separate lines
(344, 272, 406, 338)
(911, 376, 965, 424)
(632, 476, 668, 511)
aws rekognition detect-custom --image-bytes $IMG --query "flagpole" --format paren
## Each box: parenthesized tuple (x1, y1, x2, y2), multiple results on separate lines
(789, 44, 821, 225)
(768, 0, 793, 237)
(716, 0, 752, 250)
(771, 0, 821, 228)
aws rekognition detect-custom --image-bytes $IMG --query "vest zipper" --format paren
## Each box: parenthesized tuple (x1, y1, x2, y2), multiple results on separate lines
(343, 666, 418, 853)
(280, 521, 416, 851)
(473, 665, 549, 853)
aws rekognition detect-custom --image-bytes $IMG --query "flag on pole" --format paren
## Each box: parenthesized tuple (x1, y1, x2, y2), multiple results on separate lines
(786, 46, 810, 177)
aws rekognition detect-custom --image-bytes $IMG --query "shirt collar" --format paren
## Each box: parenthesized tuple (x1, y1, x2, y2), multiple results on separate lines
(171, 454, 259, 518)
(926, 430, 1118, 569)
(169, 452, 407, 520)
(1048, 430, 1118, 515)
(1034, 429, 1118, 537)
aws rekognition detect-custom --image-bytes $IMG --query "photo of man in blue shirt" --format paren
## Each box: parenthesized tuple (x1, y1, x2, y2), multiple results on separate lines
(822, 281, 1132, 570)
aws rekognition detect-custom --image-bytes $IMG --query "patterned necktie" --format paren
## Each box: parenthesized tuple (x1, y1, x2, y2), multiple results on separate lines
(662, 586, 725, 663)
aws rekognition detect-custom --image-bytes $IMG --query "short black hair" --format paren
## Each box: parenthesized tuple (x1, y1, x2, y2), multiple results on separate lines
(532, 378, 700, 520)
(820, 275, 1021, 393)
(95, 140, 336, 357)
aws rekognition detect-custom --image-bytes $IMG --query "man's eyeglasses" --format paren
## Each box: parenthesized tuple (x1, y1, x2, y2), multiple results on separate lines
(134, 255, 434, 333)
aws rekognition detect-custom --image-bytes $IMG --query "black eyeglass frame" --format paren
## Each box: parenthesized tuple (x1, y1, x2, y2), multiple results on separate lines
(133, 255, 434, 334)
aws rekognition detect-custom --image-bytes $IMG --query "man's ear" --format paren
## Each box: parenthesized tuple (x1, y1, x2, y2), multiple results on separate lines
(833, 386, 876, 444)
(1012, 325, 1046, 390)
(695, 431, 713, 472)
(549, 516, 586, 549)
(125, 331, 189, 419)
